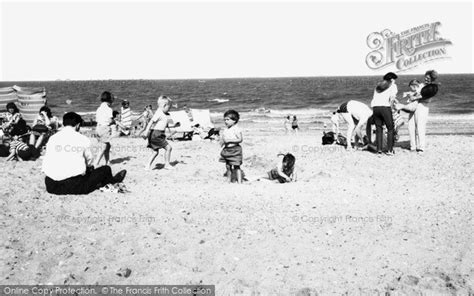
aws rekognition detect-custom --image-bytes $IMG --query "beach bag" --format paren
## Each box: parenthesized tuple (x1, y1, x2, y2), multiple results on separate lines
(336, 134, 347, 147)
(322, 131, 335, 145)
(205, 128, 220, 139)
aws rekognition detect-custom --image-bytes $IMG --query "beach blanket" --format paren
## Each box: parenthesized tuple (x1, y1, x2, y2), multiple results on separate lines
(191, 109, 214, 129)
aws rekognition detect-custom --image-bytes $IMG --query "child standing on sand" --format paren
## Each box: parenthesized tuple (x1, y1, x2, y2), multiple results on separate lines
(219, 110, 243, 183)
(94, 91, 114, 167)
(142, 96, 180, 170)
(120, 100, 132, 135)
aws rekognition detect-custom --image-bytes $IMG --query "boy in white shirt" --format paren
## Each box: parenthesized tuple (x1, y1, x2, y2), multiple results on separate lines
(142, 95, 180, 170)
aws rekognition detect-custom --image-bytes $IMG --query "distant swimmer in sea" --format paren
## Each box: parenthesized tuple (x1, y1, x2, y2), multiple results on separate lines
(284, 116, 291, 134)
(291, 115, 299, 134)
(331, 100, 372, 150)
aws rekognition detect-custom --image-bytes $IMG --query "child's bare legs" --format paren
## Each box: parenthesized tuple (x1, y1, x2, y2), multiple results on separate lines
(226, 164, 232, 182)
(35, 134, 45, 148)
(137, 121, 148, 137)
(29, 134, 36, 145)
(95, 142, 111, 167)
(163, 144, 173, 168)
(234, 166, 242, 183)
(145, 150, 159, 170)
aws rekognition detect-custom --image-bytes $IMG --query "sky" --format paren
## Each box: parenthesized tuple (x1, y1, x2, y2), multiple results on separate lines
(0, 0, 472, 81)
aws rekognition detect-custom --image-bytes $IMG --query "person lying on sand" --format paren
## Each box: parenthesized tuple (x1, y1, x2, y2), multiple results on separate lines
(6, 131, 40, 161)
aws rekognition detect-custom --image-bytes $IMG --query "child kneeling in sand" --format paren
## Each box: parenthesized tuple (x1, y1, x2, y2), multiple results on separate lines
(143, 95, 180, 170)
(256, 153, 296, 183)
(219, 110, 243, 183)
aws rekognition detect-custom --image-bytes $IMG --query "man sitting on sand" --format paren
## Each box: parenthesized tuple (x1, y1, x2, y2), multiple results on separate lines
(42, 112, 127, 195)
(332, 100, 372, 150)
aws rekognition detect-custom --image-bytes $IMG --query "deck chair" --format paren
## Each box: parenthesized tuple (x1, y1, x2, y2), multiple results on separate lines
(168, 110, 194, 140)
(14, 85, 47, 126)
(190, 109, 214, 129)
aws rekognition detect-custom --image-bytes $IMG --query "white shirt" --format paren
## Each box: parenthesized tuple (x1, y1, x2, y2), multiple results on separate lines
(347, 100, 372, 120)
(222, 124, 242, 142)
(150, 109, 170, 131)
(42, 126, 93, 181)
(95, 102, 113, 126)
(371, 83, 398, 107)
(330, 113, 340, 134)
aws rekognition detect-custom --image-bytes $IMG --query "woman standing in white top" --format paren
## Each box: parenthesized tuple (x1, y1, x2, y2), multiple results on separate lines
(95, 91, 114, 166)
(370, 72, 398, 155)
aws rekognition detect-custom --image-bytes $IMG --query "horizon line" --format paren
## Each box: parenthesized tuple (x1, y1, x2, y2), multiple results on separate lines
(1, 72, 473, 83)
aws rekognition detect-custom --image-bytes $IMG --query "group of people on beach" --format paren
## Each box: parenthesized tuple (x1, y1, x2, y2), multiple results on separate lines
(284, 115, 299, 134)
(0, 89, 295, 194)
(0, 69, 438, 194)
(329, 70, 439, 155)
(0, 103, 59, 161)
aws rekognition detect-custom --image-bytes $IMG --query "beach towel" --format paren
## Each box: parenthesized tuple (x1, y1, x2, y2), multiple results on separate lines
(191, 109, 214, 129)
(14, 86, 47, 126)
(0, 87, 17, 114)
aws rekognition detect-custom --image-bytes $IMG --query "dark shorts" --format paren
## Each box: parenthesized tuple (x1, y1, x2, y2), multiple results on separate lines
(337, 101, 349, 113)
(219, 145, 242, 166)
(292, 125, 299, 130)
(148, 130, 168, 151)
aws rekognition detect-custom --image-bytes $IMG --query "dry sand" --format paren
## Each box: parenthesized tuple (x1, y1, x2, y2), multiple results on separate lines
(1, 127, 473, 295)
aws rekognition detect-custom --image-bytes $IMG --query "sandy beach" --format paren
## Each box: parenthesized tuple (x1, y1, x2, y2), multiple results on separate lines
(1, 124, 472, 295)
